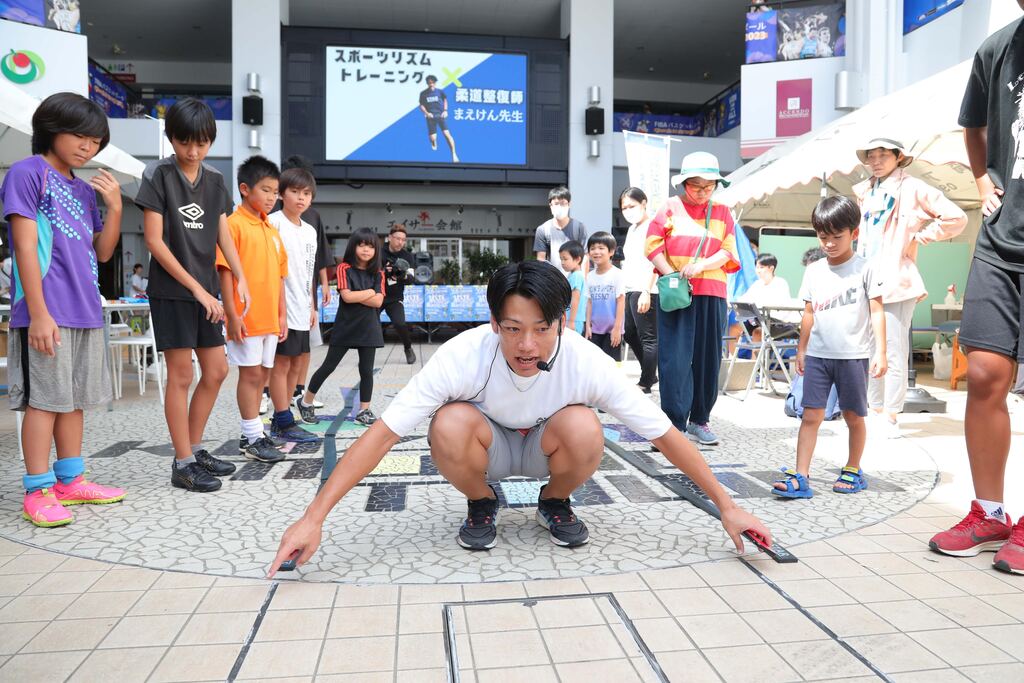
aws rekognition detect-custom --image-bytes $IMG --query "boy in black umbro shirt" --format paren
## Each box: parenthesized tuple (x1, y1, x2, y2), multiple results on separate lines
(418, 75, 459, 163)
(135, 98, 251, 493)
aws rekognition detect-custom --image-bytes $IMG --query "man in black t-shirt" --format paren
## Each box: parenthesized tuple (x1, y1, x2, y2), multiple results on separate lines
(418, 75, 459, 163)
(382, 224, 417, 364)
(928, 6, 1024, 575)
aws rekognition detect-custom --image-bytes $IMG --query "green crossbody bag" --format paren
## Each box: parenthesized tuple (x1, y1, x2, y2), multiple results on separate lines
(657, 209, 711, 312)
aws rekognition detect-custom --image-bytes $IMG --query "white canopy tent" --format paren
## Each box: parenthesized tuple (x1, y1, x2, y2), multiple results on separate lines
(717, 60, 980, 226)
(0, 79, 145, 198)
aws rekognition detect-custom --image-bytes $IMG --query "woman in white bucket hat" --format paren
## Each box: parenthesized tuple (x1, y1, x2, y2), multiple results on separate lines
(853, 137, 967, 438)
(645, 152, 739, 446)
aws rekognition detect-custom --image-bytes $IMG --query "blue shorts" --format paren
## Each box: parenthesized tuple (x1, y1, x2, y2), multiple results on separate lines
(802, 356, 868, 417)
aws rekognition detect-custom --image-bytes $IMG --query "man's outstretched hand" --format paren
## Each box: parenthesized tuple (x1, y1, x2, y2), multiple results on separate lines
(267, 515, 323, 578)
(720, 505, 772, 554)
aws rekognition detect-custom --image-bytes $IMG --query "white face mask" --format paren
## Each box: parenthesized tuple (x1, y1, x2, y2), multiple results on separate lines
(550, 205, 569, 220)
(622, 207, 646, 225)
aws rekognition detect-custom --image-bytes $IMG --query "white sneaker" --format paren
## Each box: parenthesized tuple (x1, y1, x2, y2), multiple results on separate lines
(452, 153, 460, 163)
(259, 394, 270, 415)
(430, 139, 437, 150)
(869, 412, 900, 439)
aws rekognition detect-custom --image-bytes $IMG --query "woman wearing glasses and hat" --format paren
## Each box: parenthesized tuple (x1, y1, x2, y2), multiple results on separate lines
(646, 152, 740, 446)
(853, 138, 967, 438)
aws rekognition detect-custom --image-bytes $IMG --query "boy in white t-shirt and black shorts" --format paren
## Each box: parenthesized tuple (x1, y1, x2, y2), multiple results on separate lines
(773, 196, 886, 500)
(267, 167, 320, 443)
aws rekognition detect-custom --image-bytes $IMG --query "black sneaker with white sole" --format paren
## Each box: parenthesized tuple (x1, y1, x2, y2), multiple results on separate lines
(171, 461, 222, 492)
(296, 400, 318, 424)
(458, 485, 499, 550)
(536, 485, 589, 547)
(404, 346, 417, 364)
(355, 409, 377, 426)
(240, 436, 286, 463)
(194, 449, 236, 476)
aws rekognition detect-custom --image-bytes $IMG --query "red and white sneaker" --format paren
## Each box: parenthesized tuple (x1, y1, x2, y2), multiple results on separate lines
(993, 517, 1024, 575)
(53, 474, 126, 506)
(929, 501, 1011, 557)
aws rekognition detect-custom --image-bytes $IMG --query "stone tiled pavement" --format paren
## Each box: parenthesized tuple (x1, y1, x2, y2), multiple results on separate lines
(1, 341, 1023, 681)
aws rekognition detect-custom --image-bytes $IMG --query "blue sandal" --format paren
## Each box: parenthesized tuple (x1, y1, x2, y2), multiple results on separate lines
(771, 468, 814, 499)
(833, 467, 868, 493)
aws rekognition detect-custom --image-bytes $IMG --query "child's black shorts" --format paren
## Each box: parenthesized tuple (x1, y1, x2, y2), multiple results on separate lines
(802, 356, 868, 417)
(150, 298, 225, 352)
(959, 257, 1024, 362)
(276, 329, 311, 357)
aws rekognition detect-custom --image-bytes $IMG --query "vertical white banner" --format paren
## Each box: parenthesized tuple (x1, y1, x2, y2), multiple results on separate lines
(623, 131, 671, 214)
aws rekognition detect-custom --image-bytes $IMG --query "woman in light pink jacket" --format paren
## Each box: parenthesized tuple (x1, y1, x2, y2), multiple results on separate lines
(853, 138, 967, 436)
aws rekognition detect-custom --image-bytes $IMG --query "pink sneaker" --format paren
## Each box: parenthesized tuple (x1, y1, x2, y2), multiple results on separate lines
(23, 489, 73, 527)
(53, 474, 126, 506)
(929, 500, 1011, 557)
(993, 517, 1024, 575)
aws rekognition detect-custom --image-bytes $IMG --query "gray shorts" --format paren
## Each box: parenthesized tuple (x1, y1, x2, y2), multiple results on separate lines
(429, 404, 552, 481)
(7, 327, 112, 412)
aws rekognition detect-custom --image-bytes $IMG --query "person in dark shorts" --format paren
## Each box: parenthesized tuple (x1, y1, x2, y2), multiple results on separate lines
(773, 196, 886, 500)
(929, 6, 1024, 574)
(382, 223, 417, 364)
(267, 167, 320, 444)
(136, 98, 250, 493)
(418, 75, 459, 163)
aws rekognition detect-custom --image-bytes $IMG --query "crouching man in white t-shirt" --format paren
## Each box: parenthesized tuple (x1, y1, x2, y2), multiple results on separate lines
(268, 261, 771, 573)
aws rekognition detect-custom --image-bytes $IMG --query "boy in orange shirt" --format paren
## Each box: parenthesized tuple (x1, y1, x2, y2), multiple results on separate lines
(217, 156, 288, 463)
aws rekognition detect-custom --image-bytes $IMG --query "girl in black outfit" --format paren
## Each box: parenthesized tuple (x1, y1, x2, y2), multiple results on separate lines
(298, 228, 384, 426)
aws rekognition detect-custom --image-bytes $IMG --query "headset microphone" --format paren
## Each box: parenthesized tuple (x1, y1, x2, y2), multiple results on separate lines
(536, 320, 563, 372)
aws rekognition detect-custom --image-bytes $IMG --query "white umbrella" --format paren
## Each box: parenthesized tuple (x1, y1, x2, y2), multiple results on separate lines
(0, 79, 144, 198)
(718, 60, 979, 225)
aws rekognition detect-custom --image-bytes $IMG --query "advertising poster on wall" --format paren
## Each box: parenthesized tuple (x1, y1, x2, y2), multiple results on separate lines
(0, 17, 87, 97)
(776, 78, 812, 138)
(324, 46, 528, 166)
(903, 0, 964, 34)
(44, 0, 78, 32)
(88, 61, 127, 118)
(745, 10, 777, 64)
(0, 0, 44, 25)
(776, 2, 845, 61)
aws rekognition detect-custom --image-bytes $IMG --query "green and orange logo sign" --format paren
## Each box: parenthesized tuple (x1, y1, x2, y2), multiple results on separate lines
(2, 49, 45, 84)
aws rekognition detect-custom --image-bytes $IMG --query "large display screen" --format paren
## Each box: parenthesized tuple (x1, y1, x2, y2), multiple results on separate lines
(324, 46, 527, 166)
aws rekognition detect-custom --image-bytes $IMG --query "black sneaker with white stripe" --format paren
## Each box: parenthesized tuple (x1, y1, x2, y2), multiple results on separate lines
(239, 435, 285, 463)
(458, 485, 499, 550)
(536, 485, 589, 547)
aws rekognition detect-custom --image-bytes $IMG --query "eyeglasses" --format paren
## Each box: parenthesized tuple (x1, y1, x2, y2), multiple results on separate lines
(684, 182, 716, 194)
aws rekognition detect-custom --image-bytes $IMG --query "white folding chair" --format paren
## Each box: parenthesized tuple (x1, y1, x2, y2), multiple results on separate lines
(108, 308, 163, 403)
(722, 302, 799, 400)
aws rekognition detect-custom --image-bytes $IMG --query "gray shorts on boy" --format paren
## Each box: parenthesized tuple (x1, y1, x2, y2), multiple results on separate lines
(8, 327, 112, 412)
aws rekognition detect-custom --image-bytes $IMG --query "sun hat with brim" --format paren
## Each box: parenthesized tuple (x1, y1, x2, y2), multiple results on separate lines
(671, 151, 731, 189)
(856, 138, 914, 167)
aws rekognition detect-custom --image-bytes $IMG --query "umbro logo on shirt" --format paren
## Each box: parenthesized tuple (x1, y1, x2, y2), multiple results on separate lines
(178, 203, 205, 230)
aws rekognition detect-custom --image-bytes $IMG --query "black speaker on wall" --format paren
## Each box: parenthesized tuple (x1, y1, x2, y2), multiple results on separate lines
(585, 106, 604, 135)
(242, 95, 263, 125)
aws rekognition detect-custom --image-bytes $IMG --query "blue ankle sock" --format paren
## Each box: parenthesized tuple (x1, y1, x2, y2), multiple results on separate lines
(24, 470, 57, 493)
(53, 456, 84, 483)
(53, 457, 85, 484)
(273, 409, 295, 429)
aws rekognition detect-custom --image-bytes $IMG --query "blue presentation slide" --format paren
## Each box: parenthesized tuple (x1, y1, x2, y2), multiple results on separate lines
(325, 46, 527, 166)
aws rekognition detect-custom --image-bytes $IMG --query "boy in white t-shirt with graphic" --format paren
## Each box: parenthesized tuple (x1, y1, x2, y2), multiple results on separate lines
(773, 197, 886, 500)
(585, 231, 626, 361)
(266, 167, 321, 444)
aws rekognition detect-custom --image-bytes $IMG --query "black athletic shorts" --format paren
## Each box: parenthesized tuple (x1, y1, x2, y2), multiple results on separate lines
(959, 257, 1024, 362)
(276, 329, 311, 357)
(802, 356, 869, 417)
(426, 116, 448, 135)
(150, 298, 225, 352)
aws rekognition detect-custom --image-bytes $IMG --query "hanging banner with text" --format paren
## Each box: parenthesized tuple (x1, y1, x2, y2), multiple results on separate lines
(745, 10, 777, 64)
(623, 131, 671, 215)
(324, 46, 528, 166)
(903, 0, 964, 34)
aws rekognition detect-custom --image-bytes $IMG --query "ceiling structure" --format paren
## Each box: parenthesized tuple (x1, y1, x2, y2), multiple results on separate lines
(80, 0, 745, 104)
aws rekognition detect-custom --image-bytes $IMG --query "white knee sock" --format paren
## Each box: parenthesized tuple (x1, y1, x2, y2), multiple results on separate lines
(241, 417, 264, 442)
